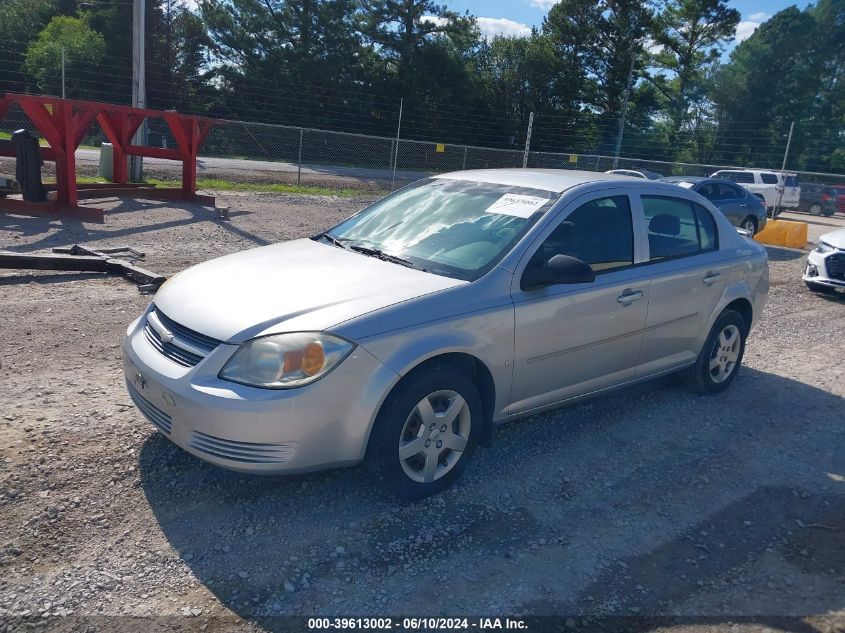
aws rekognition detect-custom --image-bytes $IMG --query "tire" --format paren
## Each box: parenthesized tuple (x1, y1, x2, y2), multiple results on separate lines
(367, 362, 483, 500)
(739, 216, 758, 235)
(809, 203, 823, 216)
(805, 281, 837, 294)
(680, 309, 747, 395)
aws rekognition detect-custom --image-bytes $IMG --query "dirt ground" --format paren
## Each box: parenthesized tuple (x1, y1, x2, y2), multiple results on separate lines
(1, 193, 844, 633)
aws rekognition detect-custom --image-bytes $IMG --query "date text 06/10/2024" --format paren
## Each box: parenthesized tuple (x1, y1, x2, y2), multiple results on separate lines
(307, 618, 529, 630)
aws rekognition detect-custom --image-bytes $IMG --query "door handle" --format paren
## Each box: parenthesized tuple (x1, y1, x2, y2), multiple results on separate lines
(616, 289, 644, 305)
(739, 203, 748, 207)
(702, 271, 721, 286)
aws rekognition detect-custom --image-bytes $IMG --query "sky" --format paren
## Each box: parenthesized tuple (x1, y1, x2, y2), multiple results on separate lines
(444, 0, 806, 48)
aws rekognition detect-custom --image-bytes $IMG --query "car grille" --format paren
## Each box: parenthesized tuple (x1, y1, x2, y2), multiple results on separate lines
(143, 306, 222, 367)
(126, 381, 172, 435)
(188, 431, 295, 464)
(825, 253, 845, 281)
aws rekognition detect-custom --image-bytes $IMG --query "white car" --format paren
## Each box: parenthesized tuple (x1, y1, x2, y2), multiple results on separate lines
(804, 228, 845, 293)
(710, 169, 800, 210)
(604, 169, 663, 180)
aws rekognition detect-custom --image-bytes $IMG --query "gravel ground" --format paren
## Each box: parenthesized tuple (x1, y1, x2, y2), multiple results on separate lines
(1, 193, 844, 633)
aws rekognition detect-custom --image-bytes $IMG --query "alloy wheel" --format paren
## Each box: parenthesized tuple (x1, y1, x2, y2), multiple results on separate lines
(741, 218, 756, 234)
(398, 390, 471, 483)
(709, 324, 741, 383)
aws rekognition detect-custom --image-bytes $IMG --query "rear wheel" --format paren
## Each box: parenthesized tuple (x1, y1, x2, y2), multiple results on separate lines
(805, 281, 837, 294)
(740, 216, 758, 235)
(681, 309, 747, 395)
(367, 363, 482, 500)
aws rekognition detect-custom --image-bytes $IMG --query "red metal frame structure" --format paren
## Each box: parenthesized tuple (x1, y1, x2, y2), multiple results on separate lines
(0, 93, 215, 222)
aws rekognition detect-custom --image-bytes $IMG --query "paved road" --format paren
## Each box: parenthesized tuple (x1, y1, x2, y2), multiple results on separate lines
(779, 210, 845, 244)
(73, 148, 429, 184)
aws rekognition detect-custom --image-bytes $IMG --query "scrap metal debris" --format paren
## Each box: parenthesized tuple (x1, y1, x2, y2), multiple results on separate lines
(0, 244, 166, 293)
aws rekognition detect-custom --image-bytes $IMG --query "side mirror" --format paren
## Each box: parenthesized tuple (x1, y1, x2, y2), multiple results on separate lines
(521, 254, 596, 291)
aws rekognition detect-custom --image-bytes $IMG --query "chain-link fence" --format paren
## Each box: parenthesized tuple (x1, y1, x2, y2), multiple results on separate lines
(2, 104, 844, 215)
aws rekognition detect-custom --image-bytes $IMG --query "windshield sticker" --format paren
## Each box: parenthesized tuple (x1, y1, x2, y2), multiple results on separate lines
(485, 194, 549, 218)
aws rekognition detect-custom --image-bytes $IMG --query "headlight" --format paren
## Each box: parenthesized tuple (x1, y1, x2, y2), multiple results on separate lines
(219, 332, 354, 389)
(815, 242, 833, 254)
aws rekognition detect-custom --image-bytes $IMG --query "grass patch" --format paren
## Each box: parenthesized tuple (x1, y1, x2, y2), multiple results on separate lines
(73, 175, 381, 197)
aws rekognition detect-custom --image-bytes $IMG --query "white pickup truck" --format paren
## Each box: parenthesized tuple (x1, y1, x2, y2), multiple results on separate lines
(710, 169, 800, 211)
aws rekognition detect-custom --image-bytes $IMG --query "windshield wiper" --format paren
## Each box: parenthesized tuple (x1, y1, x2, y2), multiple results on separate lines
(314, 232, 350, 250)
(347, 244, 419, 269)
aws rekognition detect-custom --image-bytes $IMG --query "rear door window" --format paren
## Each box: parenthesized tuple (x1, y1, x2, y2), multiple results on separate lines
(642, 196, 718, 261)
(719, 183, 745, 199)
(760, 173, 779, 184)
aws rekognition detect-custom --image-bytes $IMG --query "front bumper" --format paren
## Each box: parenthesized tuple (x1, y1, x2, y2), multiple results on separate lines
(122, 311, 399, 474)
(803, 249, 845, 289)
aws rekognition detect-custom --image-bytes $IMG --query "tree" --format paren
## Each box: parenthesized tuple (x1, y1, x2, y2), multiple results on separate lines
(362, 0, 477, 96)
(24, 15, 107, 99)
(200, 0, 369, 125)
(0, 0, 58, 92)
(543, 0, 655, 151)
(147, 0, 212, 112)
(647, 0, 739, 157)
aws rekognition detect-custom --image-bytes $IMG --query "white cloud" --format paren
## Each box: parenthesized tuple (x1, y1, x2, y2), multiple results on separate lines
(735, 12, 771, 43)
(421, 15, 449, 27)
(528, 0, 559, 8)
(477, 16, 533, 39)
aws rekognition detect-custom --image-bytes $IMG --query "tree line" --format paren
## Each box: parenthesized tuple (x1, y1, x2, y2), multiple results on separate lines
(0, 0, 843, 172)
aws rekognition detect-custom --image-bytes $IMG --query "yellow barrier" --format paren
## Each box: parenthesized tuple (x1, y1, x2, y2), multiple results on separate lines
(753, 219, 808, 249)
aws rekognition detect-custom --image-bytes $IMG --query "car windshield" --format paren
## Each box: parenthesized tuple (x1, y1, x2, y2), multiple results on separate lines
(321, 178, 557, 281)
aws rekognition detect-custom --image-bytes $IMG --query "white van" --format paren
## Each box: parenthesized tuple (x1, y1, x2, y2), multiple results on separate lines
(710, 169, 800, 210)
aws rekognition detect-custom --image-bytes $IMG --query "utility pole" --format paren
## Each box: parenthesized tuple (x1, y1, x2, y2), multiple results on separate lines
(613, 55, 636, 169)
(391, 98, 403, 191)
(522, 112, 534, 168)
(130, 0, 146, 182)
(773, 120, 794, 219)
(61, 47, 66, 99)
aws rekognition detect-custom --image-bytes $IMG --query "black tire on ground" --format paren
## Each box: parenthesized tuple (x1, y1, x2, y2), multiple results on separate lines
(805, 281, 837, 294)
(680, 309, 747, 395)
(740, 216, 758, 235)
(367, 361, 483, 500)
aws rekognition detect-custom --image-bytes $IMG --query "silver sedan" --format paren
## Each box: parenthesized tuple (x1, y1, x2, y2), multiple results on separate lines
(123, 169, 769, 498)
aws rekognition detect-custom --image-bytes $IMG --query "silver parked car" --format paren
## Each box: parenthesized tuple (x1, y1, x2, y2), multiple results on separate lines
(123, 170, 769, 499)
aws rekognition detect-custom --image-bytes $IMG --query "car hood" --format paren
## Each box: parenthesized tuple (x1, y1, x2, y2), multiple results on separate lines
(819, 228, 845, 250)
(152, 239, 465, 343)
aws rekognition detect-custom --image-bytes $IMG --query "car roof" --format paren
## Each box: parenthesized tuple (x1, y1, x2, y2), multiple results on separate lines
(713, 168, 797, 176)
(661, 176, 705, 183)
(437, 169, 655, 193)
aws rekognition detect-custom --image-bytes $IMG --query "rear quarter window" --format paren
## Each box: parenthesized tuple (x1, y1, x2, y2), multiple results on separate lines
(760, 173, 779, 184)
(784, 175, 799, 187)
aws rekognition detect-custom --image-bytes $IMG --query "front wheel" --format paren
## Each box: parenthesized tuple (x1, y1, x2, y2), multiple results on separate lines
(367, 363, 482, 500)
(809, 203, 823, 216)
(681, 309, 747, 394)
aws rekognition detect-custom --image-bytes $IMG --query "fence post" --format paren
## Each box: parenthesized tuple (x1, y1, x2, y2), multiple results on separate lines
(462, 145, 468, 170)
(297, 128, 303, 186)
(522, 112, 534, 168)
(773, 120, 794, 219)
(391, 98, 404, 191)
